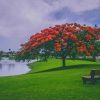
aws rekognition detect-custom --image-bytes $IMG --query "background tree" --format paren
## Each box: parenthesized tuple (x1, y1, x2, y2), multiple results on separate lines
(0, 51, 3, 60)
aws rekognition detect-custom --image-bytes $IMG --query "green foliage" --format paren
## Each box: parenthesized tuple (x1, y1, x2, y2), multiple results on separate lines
(15, 52, 34, 62)
(0, 51, 3, 60)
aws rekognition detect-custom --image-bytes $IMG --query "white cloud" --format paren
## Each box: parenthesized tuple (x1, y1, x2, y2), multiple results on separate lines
(0, 0, 100, 50)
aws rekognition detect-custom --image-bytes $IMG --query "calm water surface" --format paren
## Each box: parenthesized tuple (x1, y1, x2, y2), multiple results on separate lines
(0, 58, 35, 76)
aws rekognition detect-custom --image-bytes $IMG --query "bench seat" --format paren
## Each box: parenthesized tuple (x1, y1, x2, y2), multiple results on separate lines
(82, 76, 100, 79)
(82, 69, 100, 84)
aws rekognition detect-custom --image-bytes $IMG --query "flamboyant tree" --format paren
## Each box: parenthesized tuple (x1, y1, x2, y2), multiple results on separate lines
(19, 23, 100, 67)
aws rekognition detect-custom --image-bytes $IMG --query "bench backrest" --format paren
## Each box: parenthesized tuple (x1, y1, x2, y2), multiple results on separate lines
(90, 69, 100, 78)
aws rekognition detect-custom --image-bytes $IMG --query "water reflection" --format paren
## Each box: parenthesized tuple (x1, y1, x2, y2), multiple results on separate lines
(8, 64, 15, 71)
(0, 58, 32, 76)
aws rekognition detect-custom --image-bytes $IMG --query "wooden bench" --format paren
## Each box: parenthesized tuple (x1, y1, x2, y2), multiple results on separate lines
(82, 69, 100, 84)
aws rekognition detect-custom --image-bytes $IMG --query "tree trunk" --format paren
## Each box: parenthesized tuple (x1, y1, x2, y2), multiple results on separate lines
(62, 57, 66, 67)
(44, 55, 47, 62)
(36, 56, 39, 61)
(93, 55, 96, 62)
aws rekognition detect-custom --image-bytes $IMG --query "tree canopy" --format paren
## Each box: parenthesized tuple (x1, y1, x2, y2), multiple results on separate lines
(18, 23, 100, 66)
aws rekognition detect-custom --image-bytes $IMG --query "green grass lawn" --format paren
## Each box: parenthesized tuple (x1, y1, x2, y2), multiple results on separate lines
(0, 58, 100, 100)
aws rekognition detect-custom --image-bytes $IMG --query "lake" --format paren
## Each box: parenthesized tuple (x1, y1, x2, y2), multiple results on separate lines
(0, 58, 35, 76)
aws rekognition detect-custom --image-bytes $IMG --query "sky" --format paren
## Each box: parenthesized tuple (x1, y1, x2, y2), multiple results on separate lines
(0, 0, 100, 51)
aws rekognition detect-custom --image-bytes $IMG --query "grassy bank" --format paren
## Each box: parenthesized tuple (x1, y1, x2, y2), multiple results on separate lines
(0, 58, 100, 100)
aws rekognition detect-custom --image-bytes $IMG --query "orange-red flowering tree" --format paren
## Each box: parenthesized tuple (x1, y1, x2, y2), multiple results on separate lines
(20, 23, 100, 67)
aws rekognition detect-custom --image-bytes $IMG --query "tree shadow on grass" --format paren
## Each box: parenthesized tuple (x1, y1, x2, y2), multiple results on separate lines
(34, 64, 100, 74)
